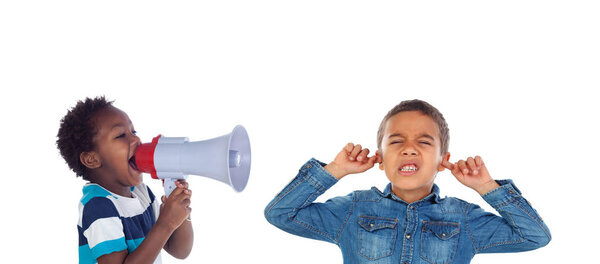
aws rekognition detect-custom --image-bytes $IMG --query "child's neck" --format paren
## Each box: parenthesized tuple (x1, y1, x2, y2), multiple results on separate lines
(391, 185, 432, 204)
(89, 176, 133, 198)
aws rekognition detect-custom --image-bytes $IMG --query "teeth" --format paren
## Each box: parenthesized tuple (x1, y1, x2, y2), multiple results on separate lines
(400, 165, 418, 172)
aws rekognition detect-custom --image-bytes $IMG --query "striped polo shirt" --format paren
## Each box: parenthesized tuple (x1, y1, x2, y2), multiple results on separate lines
(78, 183, 161, 264)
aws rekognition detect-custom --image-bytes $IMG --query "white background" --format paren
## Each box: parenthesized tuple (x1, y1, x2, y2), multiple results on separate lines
(1, 1, 598, 263)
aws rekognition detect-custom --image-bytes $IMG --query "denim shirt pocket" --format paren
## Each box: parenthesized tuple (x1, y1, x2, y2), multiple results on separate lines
(358, 215, 398, 260)
(420, 221, 460, 264)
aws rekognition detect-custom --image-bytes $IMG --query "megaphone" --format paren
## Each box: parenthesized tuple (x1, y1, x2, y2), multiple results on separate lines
(134, 125, 251, 197)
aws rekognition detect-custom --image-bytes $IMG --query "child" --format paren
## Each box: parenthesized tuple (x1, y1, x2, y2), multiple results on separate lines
(57, 96, 193, 263)
(265, 99, 550, 264)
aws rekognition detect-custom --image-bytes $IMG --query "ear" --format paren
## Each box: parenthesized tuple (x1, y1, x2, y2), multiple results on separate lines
(437, 152, 450, 172)
(376, 150, 384, 170)
(80, 151, 101, 169)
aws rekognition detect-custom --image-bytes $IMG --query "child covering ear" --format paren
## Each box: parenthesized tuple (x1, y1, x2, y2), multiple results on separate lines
(265, 99, 550, 264)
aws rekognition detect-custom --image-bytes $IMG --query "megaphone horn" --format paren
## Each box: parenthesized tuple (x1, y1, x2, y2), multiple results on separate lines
(134, 125, 251, 197)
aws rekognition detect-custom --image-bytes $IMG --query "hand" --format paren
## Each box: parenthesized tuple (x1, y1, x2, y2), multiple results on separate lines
(325, 143, 382, 179)
(441, 154, 499, 195)
(157, 180, 192, 231)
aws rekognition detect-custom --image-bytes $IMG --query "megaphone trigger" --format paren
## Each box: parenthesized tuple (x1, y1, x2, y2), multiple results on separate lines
(163, 178, 178, 198)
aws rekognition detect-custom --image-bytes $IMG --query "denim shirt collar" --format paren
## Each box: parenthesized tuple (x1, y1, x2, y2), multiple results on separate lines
(380, 183, 442, 204)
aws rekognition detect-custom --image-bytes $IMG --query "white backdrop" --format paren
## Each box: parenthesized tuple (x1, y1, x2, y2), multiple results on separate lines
(1, 1, 598, 263)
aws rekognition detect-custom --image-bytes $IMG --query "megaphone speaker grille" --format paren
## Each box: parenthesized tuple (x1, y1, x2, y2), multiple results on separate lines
(228, 125, 251, 192)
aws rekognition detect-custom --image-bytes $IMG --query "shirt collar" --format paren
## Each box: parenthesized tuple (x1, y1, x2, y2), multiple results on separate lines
(381, 183, 442, 204)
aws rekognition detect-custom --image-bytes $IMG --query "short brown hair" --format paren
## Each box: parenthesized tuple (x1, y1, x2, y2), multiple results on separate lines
(377, 99, 449, 154)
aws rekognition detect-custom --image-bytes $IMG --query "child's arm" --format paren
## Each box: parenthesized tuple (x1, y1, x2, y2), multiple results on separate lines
(96, 181, 193, 264)
(264, 143, 381, 243)
(442, 155, 551, 252)
(162, 181, 194, 259)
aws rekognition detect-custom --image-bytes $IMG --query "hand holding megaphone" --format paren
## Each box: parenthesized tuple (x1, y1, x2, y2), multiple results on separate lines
(134, 125, 251, 197)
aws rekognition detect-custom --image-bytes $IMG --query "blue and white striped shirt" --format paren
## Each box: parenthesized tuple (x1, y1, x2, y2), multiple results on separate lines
(78, 183, 161, 264)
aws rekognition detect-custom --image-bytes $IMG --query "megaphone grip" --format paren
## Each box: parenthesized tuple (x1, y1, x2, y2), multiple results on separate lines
(164, 178, 178, 197)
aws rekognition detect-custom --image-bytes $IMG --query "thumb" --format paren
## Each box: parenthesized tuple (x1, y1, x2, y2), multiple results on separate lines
(161, 195, 167, 203)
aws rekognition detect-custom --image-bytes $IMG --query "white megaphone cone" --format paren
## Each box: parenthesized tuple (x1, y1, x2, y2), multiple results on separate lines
(134, 125, 251, 197)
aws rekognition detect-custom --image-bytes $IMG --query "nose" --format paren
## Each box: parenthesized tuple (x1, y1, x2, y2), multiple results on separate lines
(130, 134, 141, 148)
(401, 143, 418, 157)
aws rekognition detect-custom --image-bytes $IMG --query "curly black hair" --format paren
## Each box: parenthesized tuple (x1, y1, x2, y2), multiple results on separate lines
(56, 96, 114, 180)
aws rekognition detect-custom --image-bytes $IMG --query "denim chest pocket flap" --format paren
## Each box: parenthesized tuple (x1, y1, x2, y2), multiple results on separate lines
(420, 221, 460, 264)
(422, 221, 459, 240)
(358, 216, 398, 231)
(358, 216, 398, 260)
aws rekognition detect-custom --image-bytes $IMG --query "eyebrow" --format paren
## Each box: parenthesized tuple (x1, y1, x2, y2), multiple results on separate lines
(111, 123, 126, 129)
(388, 133, 435, 140)
(388, 133, 405, 139)
(111, 121, 133, 130)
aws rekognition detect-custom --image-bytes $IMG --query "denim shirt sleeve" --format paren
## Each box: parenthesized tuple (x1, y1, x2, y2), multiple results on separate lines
(264, 158, 353, 245)
(467, 179, 551, 253)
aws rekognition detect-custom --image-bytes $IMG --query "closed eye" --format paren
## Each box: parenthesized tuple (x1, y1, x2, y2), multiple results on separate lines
(419, 141, 431, 145)
(116, 133, 126, 139)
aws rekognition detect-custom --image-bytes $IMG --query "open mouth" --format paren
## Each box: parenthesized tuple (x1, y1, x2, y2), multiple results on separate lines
(129, 155, 139, 171)
(399, 163, 419, 175)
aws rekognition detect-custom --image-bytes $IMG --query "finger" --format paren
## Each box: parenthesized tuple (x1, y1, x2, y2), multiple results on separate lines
(182, 197, 191, 207)
(374, 153, 383, 164)
(441, 159, 454, 170)
(363, 153, 380, 167)
(169, 185, 185, 197)
(349, 144, 362, 161)
(366, 155, 379, 165)
(466, 157, 478, 174)
(344, 143, 354, 153)
(357, 148, 370, 162)
(176, 180, 189, 189)
(457, 160, 469, 174)
(168, 188, 189, 202)
(475, 156, 484, 167)
(357, 161, 376, 172)
(161, 195, 167, 203)
(174, 181, 184, 190)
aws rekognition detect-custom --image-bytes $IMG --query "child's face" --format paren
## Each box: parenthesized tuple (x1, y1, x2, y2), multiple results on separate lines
(378, 111, 447, 199)
(89, 106, 142, 190)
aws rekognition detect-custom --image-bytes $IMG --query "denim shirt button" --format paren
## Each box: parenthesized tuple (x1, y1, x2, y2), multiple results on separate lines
(406, 234, 411, 239)
(306, 164, 312, 169)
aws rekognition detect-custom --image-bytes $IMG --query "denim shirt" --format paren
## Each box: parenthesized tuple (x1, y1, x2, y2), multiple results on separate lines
(265, 158, 551, 264)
